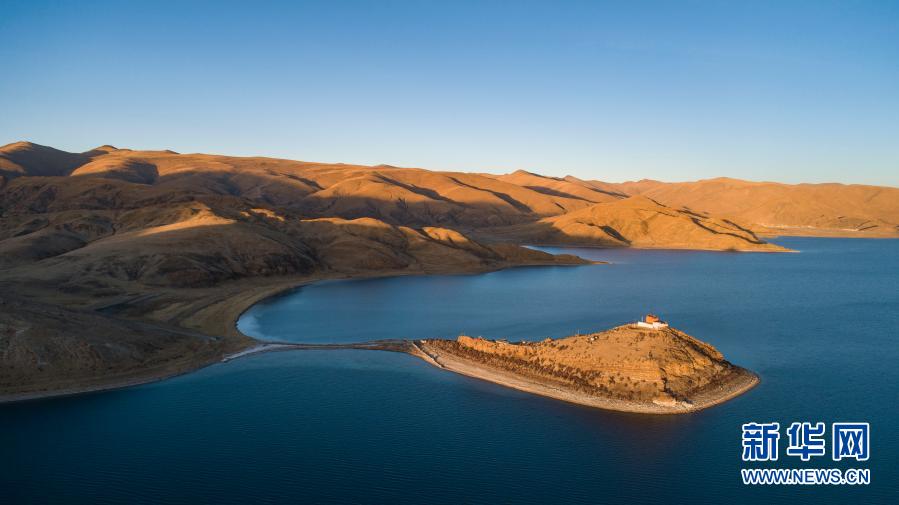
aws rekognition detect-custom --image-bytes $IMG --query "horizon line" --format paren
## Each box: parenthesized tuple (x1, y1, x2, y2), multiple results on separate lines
(3, 138, 896, 189)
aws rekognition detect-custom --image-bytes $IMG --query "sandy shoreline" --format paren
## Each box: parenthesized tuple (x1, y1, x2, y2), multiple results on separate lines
(412, 341, 759, 414)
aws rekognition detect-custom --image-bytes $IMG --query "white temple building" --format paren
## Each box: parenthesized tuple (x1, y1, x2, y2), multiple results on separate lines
(636, 313, 669, 329)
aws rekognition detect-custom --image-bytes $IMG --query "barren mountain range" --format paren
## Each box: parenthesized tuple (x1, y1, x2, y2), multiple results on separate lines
(1, 140, 896, 400)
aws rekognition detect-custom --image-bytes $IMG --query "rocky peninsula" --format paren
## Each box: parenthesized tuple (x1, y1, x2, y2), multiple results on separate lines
(412, 323, 758, 414)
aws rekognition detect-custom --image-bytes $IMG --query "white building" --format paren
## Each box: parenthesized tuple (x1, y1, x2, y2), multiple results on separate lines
(636, 314, 668, 329)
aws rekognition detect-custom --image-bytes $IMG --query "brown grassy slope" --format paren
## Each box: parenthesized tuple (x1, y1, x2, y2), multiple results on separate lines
(0, 296, 251, 398)
(5, 141, 896, 239)
(0, 141, 92, 179)
(602, 177, 899, 237)
(0, 142, 799, 251)
(0, 143, 594, 228)
(491, 171, 899, 238)
(494, 169, 626, 203)
(422, 324, 752, 407)
(0, 181, 585, 288)
(0, 143, 595, 399)
(0, 208, 584, 399)
(0, 144, 597, 308)
(484, 195, 788, 251)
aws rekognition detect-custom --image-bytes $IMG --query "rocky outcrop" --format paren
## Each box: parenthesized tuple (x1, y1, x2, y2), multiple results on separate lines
(420, 325, 758, 412)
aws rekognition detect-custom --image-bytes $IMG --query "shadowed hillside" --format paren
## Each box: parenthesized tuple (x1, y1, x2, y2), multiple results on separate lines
(0, 141, 92, 179)
(0, 296, 252, 399)
(1, 142, 596, 229)
(483, 195, 788, 251)
(0, 142, 594, 400)
(494, 169, 627, 203)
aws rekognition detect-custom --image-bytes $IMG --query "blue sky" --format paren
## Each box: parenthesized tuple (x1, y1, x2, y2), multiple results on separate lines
(1, 0, 897, 185)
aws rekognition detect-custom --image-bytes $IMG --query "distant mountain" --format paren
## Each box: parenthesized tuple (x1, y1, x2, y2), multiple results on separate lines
(3, 142, 894, 267)
(2, 141, 612, 299)
(599, 177, 899, 237)
(0, 141, 91, 178)
(484, 195, 788, 252)
(493, 169, 626, 203)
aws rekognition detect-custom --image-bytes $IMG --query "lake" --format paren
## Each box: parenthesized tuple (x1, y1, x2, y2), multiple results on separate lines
(2, 237, 897, 504)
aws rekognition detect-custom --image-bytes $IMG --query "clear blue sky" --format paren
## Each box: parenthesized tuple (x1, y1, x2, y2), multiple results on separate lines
(2, 0, 897, 185)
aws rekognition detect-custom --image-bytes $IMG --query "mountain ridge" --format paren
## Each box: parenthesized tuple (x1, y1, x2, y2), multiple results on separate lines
(6, 140, 893, 240)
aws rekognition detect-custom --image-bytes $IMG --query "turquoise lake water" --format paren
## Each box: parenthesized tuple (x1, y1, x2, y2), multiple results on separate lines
(2, 237, 897, 503)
